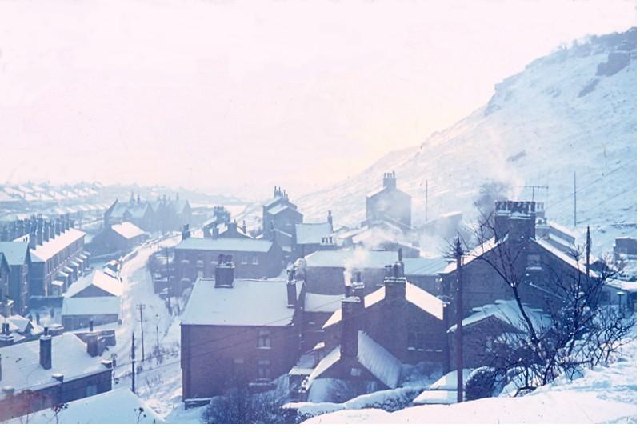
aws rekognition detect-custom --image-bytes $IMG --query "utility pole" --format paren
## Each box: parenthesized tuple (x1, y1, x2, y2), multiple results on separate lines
(454, 237, 464, 403)
(131, 332, 136, 393)
(136, 304, 146, 362)
(573, 171, 577, 227)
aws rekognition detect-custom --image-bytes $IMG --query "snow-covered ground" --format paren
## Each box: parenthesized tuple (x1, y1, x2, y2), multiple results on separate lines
(98, 234, 207, 424)
(305, 335, 637, 424)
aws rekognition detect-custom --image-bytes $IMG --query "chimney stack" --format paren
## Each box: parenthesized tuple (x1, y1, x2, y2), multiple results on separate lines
(352, 271, 365, 303)
(327, 210, 334, 233)
(29, 228, 37, 250)
(36, 217, 43, 246)
(340, 297, 362, 359)
(85, 333, 99, 357)
(43, 220, 50, 243)
(286, 270, 297, 308)
(382, 172, 397, 190)
(0, 323, 15, 347)
(241, 220, 247, 235)
(214, 255, 235, 288)
(182, 224, 190, 240)
(39, 327, 52, 370)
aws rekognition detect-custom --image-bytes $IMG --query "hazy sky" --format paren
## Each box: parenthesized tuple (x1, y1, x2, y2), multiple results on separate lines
(0, 0, 635, 199)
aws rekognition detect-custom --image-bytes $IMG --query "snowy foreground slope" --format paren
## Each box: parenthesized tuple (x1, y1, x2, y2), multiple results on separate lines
(305, 337, 637, 424)
(298, 29, 636, 253)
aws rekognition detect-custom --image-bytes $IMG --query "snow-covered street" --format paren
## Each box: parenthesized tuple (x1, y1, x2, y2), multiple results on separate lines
(100, 234, 204, 423)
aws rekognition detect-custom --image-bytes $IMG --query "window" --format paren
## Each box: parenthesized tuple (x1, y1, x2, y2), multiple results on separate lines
(350, 368, 362, 377)
(257, 360, 271, 380)
(86, 384, 98, 397)
(252, 255, 259, 265)
(196, 260, 204, 268)
(527, 254, 542, 270)
(241, 254, 248, 265)
(257, 330, 271, 349)
(408, 326, 428, 350)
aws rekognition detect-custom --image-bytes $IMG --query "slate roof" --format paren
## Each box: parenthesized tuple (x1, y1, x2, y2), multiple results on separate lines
(0, 242, 29, 266)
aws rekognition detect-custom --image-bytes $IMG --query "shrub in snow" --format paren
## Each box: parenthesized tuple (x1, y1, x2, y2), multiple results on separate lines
(465, 367, 503, 401)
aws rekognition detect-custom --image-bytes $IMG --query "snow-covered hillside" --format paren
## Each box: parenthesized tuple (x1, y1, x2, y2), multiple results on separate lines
(298, 28, 637, 253)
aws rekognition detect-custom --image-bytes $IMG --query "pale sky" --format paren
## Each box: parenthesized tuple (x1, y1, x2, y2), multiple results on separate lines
(0, 0, 635, 199)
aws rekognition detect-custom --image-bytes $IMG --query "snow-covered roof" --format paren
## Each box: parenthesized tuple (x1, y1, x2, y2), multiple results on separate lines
(534, 238, 599, 278)
(0, 241, 29, 266)
(308, 331, 401, 389)
(0, 333, 109, 395)
(304, 249, 398, 268)
(4, 314, 40, 334)
(308, 346, 341, 384)
(442, 237, 500, 274)
(403, 257, 449, 275)
(7, 388, 162, 424)
(304, 293, 344, 313)
(295, 222, 333, 245)
(111, 221, 146, 239)
(62, 296, 121, 317)
(175, 237, 273, 253)
(65, 270, 123, 298)
(356, 331, 402, 388)
(323, 281, 443, 328)
(31, 228, 86, 263)
(606, 279, 637, 293)
(412, 369, 473, 405)
(267, 204, 289, 215)
(181, 278, 301, 326)
(447, 299, 550, 334)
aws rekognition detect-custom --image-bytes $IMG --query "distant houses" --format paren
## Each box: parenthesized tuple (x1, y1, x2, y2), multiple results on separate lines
(366, 172, 412, 232)
(89, 221, 148, 256)
(103, 193, 191, 234)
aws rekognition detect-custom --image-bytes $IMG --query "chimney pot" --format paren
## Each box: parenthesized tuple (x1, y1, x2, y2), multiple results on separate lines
(40, 333, 52, 370)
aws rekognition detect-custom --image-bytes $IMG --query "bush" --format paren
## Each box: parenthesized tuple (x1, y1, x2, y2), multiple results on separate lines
(465, 367, 502, 401)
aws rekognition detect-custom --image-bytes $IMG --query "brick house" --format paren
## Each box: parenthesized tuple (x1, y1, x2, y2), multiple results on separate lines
(173, 228, 284, 292)
(180, 261, 303, 399)
(0, 331, 113, 422)
(304, 298, 403, 402)
(321, 257, 447, 367)
(440, 201, 599, 371)
(365, 172, 411, 231)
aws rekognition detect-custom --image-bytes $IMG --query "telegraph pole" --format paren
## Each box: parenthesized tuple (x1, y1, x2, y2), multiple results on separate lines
(136, 304, 146, 362)
(454, 237, 464, 403)
(131, 332, 136, 393)
(573, 171, 577, 227)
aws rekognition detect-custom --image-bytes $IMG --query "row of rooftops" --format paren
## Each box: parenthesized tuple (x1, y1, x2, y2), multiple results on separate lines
(0, 183, 100, 204)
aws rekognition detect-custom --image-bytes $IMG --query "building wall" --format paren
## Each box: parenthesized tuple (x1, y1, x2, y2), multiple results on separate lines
(173, 245, 284, 291)
(181, 324, 299, 399)
(365, 188, 411, 230)
(8, 263, 29, 315)
(304, 266, 386, 296)
(62, 314, 119, 331)
(0, 369, 112, 422)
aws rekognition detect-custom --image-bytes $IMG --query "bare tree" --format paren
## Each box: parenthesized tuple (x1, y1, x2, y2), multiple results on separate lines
(462, 216, 635, 395)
